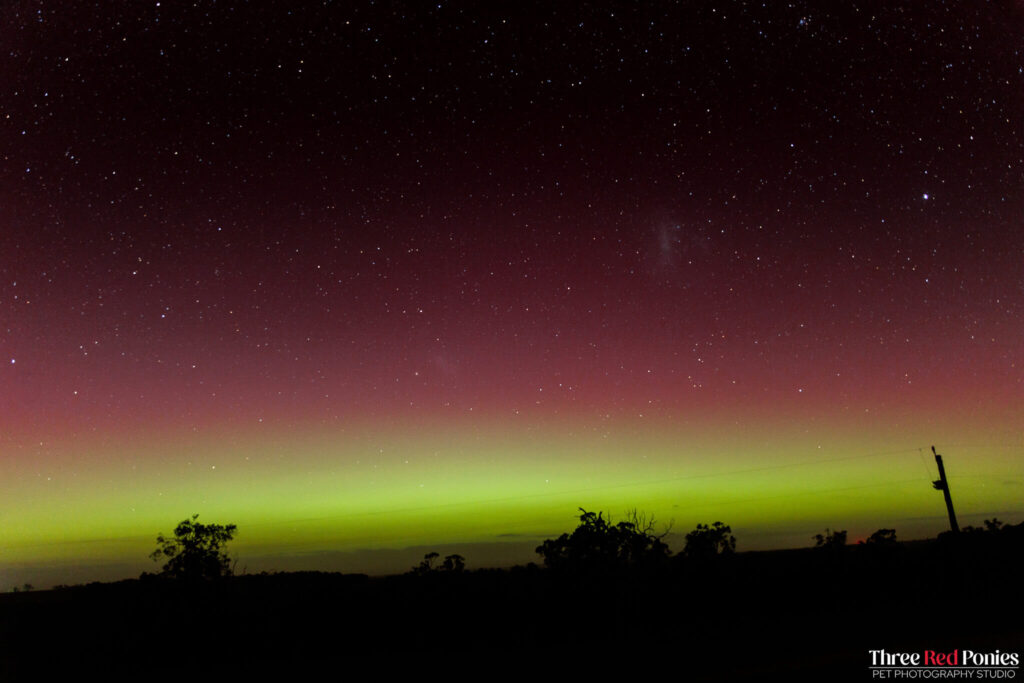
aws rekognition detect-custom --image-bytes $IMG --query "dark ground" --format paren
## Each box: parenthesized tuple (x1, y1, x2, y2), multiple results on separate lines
(2, 531, 1021, 680)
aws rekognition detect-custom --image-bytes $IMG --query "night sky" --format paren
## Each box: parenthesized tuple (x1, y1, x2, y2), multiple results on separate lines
(2, 1, 1022, 587)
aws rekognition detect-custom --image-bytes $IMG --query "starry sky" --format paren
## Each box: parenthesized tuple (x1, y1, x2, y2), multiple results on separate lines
(2, 1, 1023, 587)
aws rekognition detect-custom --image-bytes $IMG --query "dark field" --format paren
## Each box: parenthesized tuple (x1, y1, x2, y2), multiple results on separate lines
(2, 530, 1021, 680)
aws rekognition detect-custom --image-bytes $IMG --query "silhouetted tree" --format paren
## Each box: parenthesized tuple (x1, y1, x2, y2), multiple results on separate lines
(953, 518, 1008, 537)
(683, 522, 736, 558)
(411, 552, 440, 575)
(983, 518, 1004, 533)
(862, 528, 897, 546)
(535, 508, 671, 572)
(150, 514, 237, 581)
(441, 554, 465, 572)
(813, 528, 847, 548)
(623, 507, 674, 537)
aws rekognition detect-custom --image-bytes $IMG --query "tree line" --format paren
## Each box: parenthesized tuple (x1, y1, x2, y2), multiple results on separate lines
(137, 509, 1020, 583)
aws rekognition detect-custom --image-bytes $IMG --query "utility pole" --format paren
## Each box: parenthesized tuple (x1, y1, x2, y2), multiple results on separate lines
(931, 446, 959, 534)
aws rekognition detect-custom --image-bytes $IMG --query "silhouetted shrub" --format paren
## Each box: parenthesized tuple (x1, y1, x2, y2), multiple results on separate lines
(862, 529, 897, 546)
(683, 522, 737, 558)
(410, 552, 440, 575)
(536, 508, 671, 572)
(441, 554, 465, 572)
(409, 552, 466, 575)
(813, 528, 847, 548)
